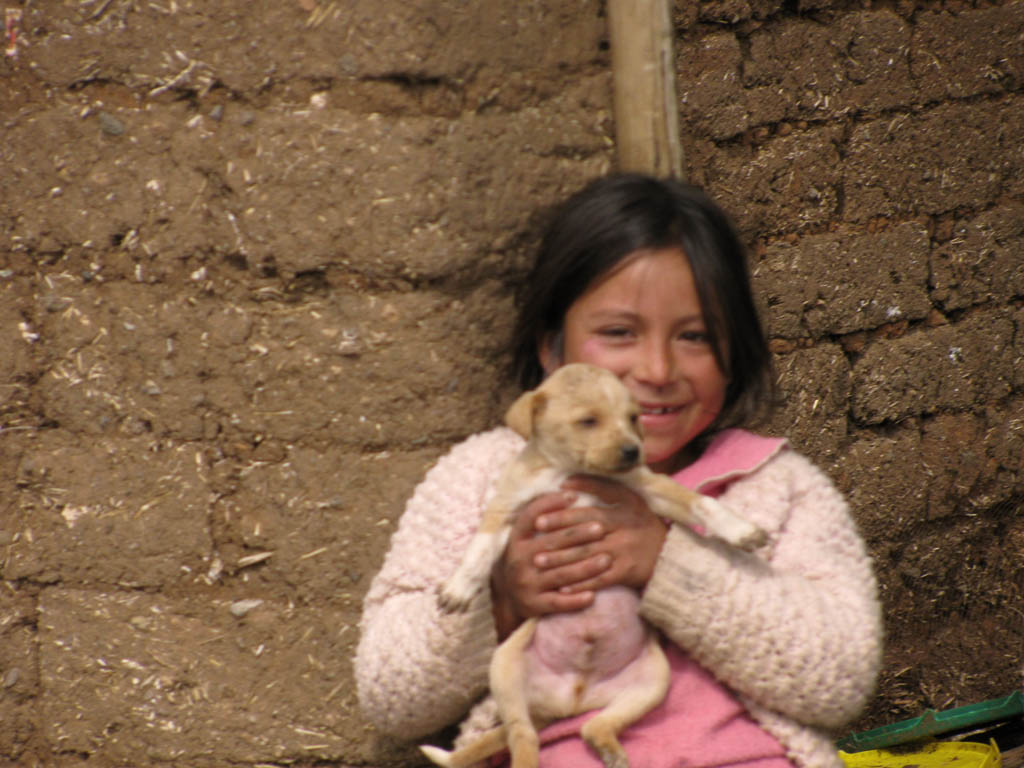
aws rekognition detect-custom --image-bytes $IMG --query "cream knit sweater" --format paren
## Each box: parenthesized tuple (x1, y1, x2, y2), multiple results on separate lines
(356, 428, 882, 768)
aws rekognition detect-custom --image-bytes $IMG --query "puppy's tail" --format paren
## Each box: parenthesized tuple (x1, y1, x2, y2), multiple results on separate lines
(420, 726, 508, 768)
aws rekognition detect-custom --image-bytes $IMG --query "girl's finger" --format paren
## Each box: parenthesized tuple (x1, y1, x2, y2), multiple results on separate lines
(549, 555, 631, 595)
(534, 541, 606, 570)
(515, 492, 577, 537)
(556, 574, 612, 595)
(533, 520, 605, 551)
(536, 500, 631, 533)
(534, 553, 612, 592)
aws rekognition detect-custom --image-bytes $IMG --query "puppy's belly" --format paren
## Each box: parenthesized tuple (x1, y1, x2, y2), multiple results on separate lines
(525, 587, 652, 719)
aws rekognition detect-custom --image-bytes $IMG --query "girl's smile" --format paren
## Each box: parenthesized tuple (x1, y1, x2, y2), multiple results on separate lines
(540, 248, 728, 473)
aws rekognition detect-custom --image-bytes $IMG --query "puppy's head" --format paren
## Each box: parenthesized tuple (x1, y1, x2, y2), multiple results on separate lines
(505, 363, 644, 475)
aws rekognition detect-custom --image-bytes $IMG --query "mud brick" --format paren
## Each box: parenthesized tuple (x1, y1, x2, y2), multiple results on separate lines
(696, 0, 774, 26)
(218, 104, 610, 279)
(832, 12, 917, 112)
(850, 310, 1016, 424)
(707, 126, 844, 236)
(990, 396, 1024, 486)
(5, 432, 212, 587)
(845, 99, 1024, 220)
(29, 280, 231, 441)
(920, 409, 1024, 518)
(911, 4, 1024, 102)
(930, 202, 1024, 311)
(755, 222, 931, 338)
(0, 278, 38, 392)
(36, 589, 379, 765)
(677, 32, 752, 140)
(21, 1, 603, 92)
(838, 424, 928, 541)
(919, 412, 989, 519)
(681, 12, 914, 138)
(765, 343, 851, 463)
(209, 444, 442, 606)
(1016, 306, 1024, 391)
(743, 12, 913, 123)
(5, 96, 611, 285)
(0, 587, 37, 761)
(210, 283, 515, 446)
(28, 276, 513, 446)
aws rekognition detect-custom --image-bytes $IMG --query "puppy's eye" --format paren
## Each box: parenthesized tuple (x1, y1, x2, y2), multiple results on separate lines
(629, 413, 639, 427)
(578, 416, 599, 428)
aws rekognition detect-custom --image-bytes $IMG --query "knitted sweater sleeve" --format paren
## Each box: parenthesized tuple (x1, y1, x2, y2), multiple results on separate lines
(639, 449, 882, 731)
(354, 429, 523, 739)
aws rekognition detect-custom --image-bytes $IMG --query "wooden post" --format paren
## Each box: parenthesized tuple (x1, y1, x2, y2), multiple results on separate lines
(607, 0, 683, 179)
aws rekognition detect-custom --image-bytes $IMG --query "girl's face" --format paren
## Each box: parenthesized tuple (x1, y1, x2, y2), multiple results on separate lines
(540, 248, 728, 474)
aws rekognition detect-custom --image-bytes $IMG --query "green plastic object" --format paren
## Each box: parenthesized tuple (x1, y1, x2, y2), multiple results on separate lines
(838, 692, 1024, 752)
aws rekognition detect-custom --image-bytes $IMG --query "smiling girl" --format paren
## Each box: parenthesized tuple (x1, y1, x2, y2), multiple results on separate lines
(356, 174, 881, 768)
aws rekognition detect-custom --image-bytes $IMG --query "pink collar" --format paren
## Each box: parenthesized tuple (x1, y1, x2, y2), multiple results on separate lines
(672, 429, 787, 498)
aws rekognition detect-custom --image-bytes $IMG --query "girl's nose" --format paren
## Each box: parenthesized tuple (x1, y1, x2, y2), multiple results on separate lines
(635, 340, 675, 386)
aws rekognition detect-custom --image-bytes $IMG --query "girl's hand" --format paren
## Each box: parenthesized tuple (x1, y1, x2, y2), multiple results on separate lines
(490, 478, 668, 640)
(491, 490, 606, 639)
(554, 475, 668, 592)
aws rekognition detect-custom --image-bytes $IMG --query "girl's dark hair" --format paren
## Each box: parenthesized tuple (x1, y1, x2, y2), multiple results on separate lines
(510, 173, 774, 434)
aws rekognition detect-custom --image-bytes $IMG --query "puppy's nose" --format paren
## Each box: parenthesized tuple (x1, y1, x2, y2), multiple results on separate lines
(620, 444, 640, 466)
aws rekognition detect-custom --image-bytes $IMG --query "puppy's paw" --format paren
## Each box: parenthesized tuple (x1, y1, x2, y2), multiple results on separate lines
(694, 496, 767, 551)
(732, 523, 768, 552)
(582, 723, 630, 768)
(436, 574, 480, 613)
(593, 748, 630, 768)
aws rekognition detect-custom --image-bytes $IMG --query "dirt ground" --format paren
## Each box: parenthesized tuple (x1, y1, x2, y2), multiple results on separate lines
(2, 0, 1023, 766)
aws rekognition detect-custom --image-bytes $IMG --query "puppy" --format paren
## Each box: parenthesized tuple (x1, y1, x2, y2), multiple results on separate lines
(422, 363, 765, 768)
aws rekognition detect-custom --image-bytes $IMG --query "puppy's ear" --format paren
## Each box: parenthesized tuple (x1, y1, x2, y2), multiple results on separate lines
(505, 391, 546, 438)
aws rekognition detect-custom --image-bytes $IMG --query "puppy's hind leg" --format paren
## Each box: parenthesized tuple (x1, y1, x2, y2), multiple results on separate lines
(421, 727, 509, 768)
(580, 636, 671, 768)
(491, 618, 542, 768)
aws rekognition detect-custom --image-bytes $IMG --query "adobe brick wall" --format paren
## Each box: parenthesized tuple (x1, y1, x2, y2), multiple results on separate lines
(1, 1, 1022, 765)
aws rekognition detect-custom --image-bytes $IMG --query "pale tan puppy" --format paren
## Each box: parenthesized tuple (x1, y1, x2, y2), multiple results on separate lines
(424, 363, 765, 768)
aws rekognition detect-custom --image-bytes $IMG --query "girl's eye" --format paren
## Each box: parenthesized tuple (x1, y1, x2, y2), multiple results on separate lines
(598, 327, 633, 338)
(678, 330, 710, 344)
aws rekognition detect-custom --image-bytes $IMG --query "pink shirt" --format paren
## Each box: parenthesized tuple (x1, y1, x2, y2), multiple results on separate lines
(498, 430, 795, 768)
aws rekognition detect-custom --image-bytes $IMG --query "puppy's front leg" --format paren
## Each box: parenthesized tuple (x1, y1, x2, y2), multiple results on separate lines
(637, 470, 766, 551)
(438, 500, 514, 613)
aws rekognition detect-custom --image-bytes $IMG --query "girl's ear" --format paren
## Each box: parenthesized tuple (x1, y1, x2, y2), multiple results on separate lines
(537, 331, 562, 376)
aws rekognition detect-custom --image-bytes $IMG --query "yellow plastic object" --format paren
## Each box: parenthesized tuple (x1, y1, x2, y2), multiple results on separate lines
(840, 739, 1002, 768)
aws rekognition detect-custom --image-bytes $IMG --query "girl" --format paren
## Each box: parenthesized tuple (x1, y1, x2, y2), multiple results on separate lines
(355, 174, 882, 768)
